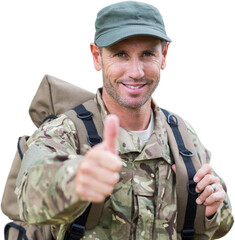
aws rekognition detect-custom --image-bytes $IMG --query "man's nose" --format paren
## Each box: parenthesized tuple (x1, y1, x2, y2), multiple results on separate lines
(127, 57, 144, 80)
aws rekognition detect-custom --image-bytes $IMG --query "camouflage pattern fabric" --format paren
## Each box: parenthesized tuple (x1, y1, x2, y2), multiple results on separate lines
(16, 90, 234, 239)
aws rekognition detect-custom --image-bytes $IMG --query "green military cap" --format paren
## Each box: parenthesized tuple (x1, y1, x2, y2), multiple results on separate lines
(94, 1, 171, 47)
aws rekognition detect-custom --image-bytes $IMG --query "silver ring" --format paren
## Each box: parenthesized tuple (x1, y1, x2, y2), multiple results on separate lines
(210, 183, 216, 193)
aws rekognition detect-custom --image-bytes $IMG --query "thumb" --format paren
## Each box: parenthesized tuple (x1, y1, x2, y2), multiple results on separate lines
(103, 114, 119, 154)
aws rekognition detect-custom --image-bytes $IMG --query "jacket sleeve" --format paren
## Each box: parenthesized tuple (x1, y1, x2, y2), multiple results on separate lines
(185, 121, 234, 239)
(15, 114, 90, 225)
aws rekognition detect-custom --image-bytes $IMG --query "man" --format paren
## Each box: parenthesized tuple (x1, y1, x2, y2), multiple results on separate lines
(16, 1, 233, 239)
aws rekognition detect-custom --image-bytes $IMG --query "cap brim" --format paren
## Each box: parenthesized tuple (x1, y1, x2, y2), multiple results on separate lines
(95, 25, 171, 47)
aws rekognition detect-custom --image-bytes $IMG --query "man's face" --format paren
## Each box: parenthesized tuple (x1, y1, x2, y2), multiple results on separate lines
(92, 36, 168, 110)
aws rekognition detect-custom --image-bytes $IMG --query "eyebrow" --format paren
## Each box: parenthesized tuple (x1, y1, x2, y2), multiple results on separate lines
(106, 45, 159, 54)
(106, 45, 122, 53)
(142, 47, 159, 53)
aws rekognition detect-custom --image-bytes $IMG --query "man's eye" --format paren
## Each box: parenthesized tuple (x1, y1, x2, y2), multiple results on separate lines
(114, 52, 126, 57)
(142, 51, 154, 57)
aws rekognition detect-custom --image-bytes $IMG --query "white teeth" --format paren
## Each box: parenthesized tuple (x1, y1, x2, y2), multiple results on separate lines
(126, 85, 143, 89)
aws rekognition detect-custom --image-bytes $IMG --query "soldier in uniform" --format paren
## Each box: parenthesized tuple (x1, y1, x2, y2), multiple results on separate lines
(15, 1, 233, 239)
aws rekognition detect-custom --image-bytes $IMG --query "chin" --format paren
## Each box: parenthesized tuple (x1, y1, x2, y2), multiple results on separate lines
(118, 98, 150, 110)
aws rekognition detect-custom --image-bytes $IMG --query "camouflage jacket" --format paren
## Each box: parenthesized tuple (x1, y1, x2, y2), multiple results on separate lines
(16, 90, 234, 240)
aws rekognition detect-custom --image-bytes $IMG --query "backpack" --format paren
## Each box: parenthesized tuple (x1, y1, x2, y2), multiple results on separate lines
(1, 74, 228, 240)
(1, 75, 102, 240)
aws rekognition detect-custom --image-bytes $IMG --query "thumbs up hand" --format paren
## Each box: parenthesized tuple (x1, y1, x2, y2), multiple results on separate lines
(75, 115, 122, 202)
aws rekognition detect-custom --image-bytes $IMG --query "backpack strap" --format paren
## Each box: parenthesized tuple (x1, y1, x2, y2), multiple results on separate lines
(4, 222, 28, 240)
(65, 99, 104, 155)
(160, 109, 205, 239)
(73, 104, 102, 147)
(64, 99, 104, 240)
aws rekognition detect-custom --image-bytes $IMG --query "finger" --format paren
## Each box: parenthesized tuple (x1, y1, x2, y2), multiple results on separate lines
(103, 114, 119, 154)
(196, 174, 220, 193)
(194, 164, 212, 183)
(85, 148, 122, 172)
(76, 184, 105, 203)
(78, 160, 120, 185)
(77, 174, 115, 196)
(196, 182, 221, 205)
(204, 188, 226, 206)
(172, 164, 176, 173)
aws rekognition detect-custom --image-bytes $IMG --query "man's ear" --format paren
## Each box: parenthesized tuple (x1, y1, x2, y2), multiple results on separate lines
(90, 43, 102, 71)
(161, 42, 170, 70)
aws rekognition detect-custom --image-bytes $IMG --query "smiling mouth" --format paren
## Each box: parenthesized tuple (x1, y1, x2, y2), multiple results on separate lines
(122, 84, 145, 89)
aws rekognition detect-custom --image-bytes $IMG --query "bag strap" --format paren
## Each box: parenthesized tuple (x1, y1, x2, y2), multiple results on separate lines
(64, 100, 104, 240)
(161, 108, 205, 239)
(73, 104, 102, 147)
(4, 222, 28, 240)
(65, 99, 104, 155)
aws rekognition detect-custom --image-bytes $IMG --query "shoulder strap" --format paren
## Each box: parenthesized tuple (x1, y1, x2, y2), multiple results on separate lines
(64, 100, 104, 240)
(73, 104, 102, 147)
(4, 222, 28, 240)
(65, 99, 104, 155)
(160, 109, 205, 238)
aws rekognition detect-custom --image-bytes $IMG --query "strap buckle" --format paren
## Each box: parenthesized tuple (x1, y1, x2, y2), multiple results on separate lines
(69, 223, 85, 239)
(167, 114, 179, 126)
(77, 111, 93, 119)
(180, 149, 194, 157)
(181, 229, 195, 239)
(88, 135, 102, 147)
(187, 180, 198, 196)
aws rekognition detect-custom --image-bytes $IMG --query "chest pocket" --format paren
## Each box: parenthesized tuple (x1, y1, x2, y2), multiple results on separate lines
(133, 160, 177, 239)
(132, 160, 156, 197)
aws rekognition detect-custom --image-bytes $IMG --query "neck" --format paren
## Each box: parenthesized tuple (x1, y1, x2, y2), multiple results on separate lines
(102, 92, 152, 131)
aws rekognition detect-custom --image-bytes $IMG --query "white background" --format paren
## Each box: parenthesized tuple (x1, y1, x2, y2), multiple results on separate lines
(0, 0, 234, 238)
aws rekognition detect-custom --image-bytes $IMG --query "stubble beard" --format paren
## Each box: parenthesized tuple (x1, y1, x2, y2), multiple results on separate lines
(102, 71, 160, 110)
